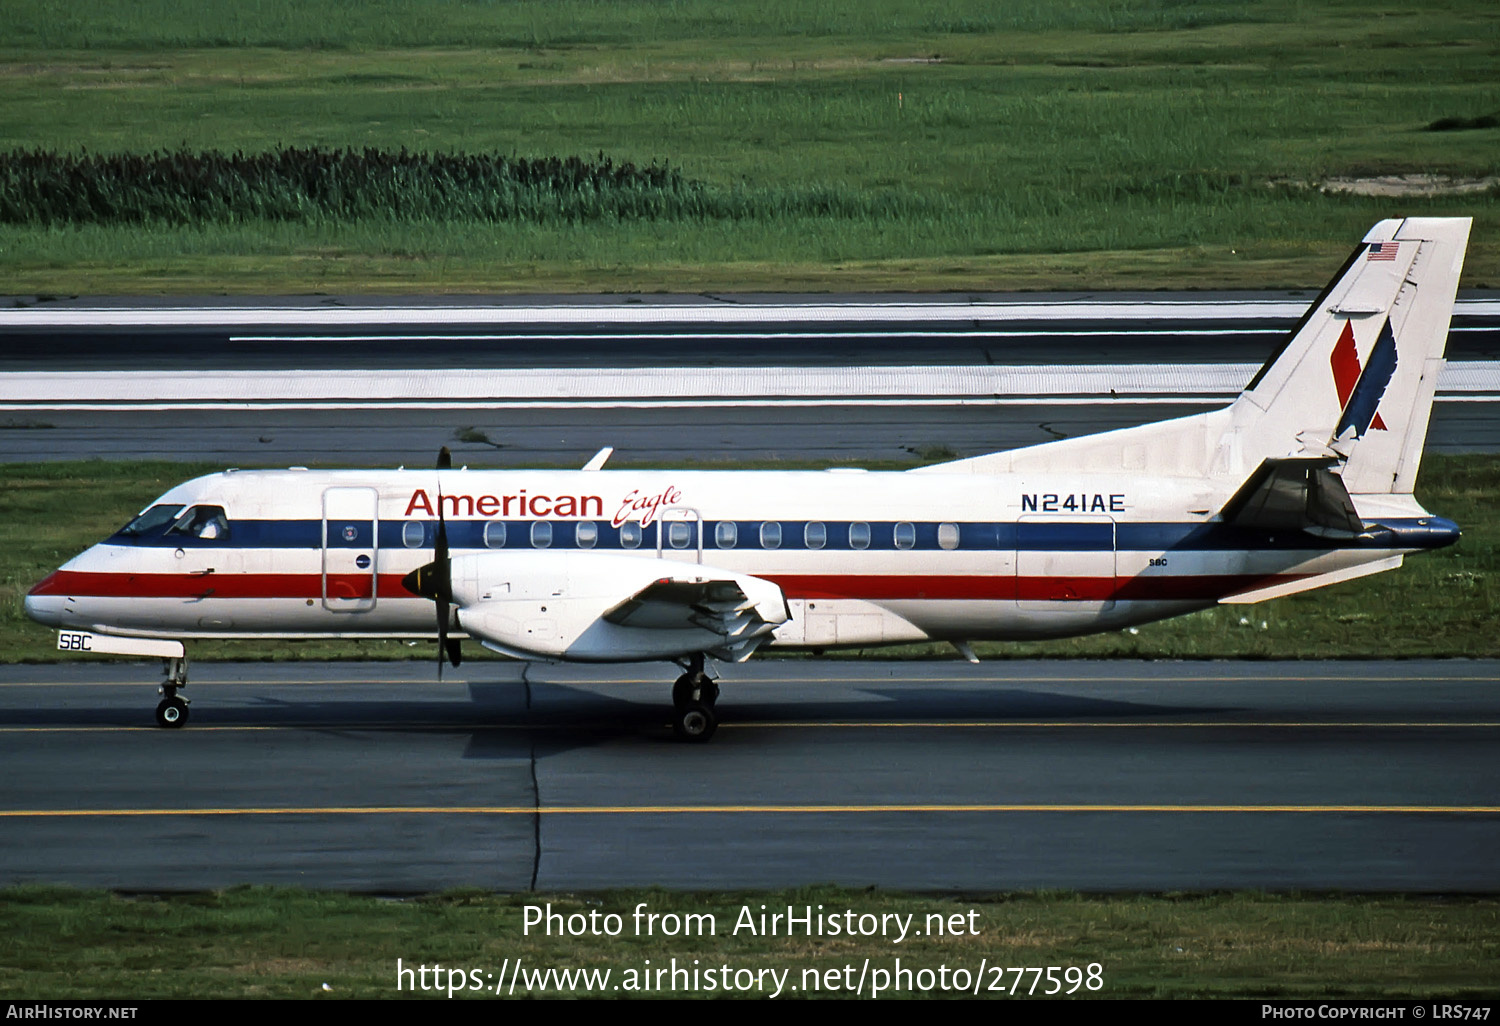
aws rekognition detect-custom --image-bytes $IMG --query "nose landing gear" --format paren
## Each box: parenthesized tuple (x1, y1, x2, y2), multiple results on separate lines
(154, 656, 190, 728)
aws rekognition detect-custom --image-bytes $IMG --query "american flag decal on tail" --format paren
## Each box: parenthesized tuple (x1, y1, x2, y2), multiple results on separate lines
(1366, 242, 1398, 261)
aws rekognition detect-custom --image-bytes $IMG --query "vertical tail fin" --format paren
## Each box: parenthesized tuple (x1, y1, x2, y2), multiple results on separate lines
(913, 217, 1469, 490)
(1235, 217, 1470, 494)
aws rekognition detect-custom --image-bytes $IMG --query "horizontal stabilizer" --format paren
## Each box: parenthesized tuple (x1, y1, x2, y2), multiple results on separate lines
(1218, 458, 1363, 535)
(1220, 555, 1402, 604)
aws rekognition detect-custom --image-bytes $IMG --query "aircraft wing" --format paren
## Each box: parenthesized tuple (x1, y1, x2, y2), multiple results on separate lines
(447, 550, 789, 663)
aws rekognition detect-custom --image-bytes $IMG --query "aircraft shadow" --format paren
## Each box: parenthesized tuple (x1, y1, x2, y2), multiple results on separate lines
(459, 680, 1234, 761)
(0, 677, 1235, 761)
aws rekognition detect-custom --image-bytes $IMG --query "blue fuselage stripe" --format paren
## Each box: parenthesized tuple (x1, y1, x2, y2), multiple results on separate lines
(105, 518, 1454, 552)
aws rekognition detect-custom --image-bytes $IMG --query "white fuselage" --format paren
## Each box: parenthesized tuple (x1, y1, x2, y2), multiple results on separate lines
(26, 464, 1435, 660)
(24, 218, 1474, 693)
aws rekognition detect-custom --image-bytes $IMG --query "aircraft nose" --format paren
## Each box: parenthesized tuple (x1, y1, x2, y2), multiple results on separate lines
(24, 572, 66, 627)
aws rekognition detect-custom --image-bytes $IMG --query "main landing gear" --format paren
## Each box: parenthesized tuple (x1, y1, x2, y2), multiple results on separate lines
(671, 653, 719, 742)
(154, 656, 190, 729)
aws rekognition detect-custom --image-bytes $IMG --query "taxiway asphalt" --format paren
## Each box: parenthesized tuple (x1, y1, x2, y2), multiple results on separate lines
(2, 659, 1496, 893)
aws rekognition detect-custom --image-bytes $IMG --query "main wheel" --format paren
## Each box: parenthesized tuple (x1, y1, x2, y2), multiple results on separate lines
(155, 696, 189, 729)
(672, 673, 719, 707)
(672, 700, 717, 742)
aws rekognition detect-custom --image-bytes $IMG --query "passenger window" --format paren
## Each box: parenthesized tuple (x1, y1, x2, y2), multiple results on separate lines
(402, 521, 425, 548)
(576, 521, 598, 549)
(938, 523, 960, 550)
(804, 522, 826, 550)
(849, 521, 871, 550)
(531, 521, 553, 548)
(620, 522, 642, 549)
(894, 522, 916, 550)
(760, 522, 782, 549)
(483, 521, 507, 548)
(669, 521, 692, 549)
(715, 521, 737, 549)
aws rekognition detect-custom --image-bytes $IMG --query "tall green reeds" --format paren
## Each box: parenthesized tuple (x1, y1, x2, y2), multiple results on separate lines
(0, 147, 933, 227)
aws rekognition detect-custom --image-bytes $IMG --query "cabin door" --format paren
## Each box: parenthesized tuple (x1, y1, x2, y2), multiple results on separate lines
(322, 487, 379, 612)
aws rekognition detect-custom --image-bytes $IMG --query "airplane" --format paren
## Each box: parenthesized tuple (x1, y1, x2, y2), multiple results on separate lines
(26, 216, 1469, 741)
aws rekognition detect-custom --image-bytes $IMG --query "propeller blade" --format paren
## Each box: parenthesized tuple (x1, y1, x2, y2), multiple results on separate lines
(437, 592, 449, 680)
(434, 450, 458, 673)
(401, 449, 464, 678)
(400, 556, 455, 677)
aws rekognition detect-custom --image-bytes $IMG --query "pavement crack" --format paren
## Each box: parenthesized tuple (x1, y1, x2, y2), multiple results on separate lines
(528, 741, 541, 892)
(523, 660, 540, 891)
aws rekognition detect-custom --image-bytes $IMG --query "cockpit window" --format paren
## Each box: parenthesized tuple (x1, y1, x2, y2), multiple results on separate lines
(117, 504, 186, 537)
(166, 505, 231, 541)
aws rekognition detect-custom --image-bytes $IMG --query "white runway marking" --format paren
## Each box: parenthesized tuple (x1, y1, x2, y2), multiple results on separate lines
(5, 362, 1496, 411)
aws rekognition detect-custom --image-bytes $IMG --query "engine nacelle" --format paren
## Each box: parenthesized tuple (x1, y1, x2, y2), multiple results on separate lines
(448, 550, 788, 662)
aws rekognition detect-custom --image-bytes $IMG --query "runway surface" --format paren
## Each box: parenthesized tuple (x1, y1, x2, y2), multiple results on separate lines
(6, 403, 1498, 466)
(3, 292, 1499, 462)
(3, 292, 1499, 371)
(2, 659, 1497, 893)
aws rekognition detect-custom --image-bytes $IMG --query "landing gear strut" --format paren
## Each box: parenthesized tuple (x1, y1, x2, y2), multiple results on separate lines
(671, 653, 718, 742)
(155, 655, 190, 729)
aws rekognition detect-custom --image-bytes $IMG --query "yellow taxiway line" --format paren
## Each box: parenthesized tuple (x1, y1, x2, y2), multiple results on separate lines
(2, 720, 1498, 733)
(2, 804, 1498, 818)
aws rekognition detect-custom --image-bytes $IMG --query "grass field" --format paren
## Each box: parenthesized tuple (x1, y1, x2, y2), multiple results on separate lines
(2, 887, 1497, 999)
(0, 0, 1496, 292)
(3, 454, 1496, 664)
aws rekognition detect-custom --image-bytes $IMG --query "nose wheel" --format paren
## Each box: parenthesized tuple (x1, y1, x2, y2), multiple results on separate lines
(154, 657, 190, 728)
(155, 691, 189, 728)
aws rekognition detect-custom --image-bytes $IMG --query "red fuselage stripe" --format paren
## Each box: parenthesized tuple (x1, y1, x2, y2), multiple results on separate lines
(30, 569, 1305, 603)
(28, 570, 406, 600)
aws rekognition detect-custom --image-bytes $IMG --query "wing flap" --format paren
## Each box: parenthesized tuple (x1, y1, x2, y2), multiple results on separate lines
(604, 578, 783, 635)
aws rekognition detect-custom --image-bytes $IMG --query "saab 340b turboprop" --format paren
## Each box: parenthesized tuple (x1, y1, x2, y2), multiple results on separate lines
(26, 217, 1469, 740)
